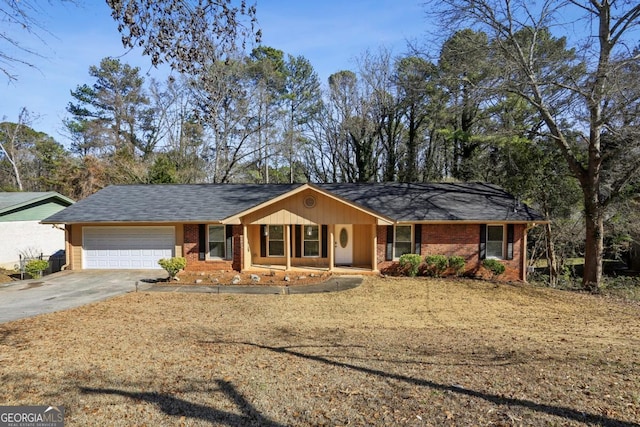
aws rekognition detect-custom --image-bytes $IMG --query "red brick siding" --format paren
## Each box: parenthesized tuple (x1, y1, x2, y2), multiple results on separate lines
(183, 224, 243, 272)
(376, 225, 394, 272)
(376, 224, 526, 281)
(183, 224, 199, 267)
(231, 225, 243, 271)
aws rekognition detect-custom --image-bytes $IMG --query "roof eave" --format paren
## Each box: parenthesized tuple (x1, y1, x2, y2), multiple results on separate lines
(40, 219, 227, 225)
(395, 219, 548, 224)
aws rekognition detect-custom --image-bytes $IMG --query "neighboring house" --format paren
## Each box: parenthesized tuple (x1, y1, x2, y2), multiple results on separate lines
(42, 182, 544, 281)
(0, 192, 75, 269)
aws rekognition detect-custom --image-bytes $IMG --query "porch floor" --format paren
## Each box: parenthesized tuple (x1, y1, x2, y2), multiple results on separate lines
(247, 264, 377, 275)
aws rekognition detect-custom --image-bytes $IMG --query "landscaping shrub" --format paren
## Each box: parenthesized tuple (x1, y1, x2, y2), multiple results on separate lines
(482, 258, 506, 278)
(425, 254, 449, 277)
(448, 255, 466, 276)
(158, 257, 187, 280)
(399, 253, 422, 277)
(24, 259, 49, 279)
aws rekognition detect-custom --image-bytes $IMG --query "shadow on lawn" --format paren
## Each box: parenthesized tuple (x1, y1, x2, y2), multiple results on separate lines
(80, 379, 285, 427)
(208, 340, 639, 427)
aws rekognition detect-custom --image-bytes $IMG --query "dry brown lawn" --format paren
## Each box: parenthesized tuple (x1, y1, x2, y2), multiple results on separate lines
(1, 276, 639, 426)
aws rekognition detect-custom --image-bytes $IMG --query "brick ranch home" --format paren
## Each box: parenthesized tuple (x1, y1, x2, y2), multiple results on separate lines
(42, 182, 544, 281)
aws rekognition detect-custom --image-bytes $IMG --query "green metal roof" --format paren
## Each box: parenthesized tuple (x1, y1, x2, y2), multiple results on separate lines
(0, 192, 75, 221)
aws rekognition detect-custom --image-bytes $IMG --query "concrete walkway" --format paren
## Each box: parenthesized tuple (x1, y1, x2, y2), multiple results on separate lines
(141, 275, 363, 295)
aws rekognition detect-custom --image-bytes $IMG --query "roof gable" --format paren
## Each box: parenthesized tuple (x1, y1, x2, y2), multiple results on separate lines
(223, 183, 394, 225)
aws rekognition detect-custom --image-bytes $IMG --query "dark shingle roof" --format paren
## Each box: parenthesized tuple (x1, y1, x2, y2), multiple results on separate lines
(42, 184, 300, 223)
(317, 182, 543, 222)
(42, 182, 543, 224)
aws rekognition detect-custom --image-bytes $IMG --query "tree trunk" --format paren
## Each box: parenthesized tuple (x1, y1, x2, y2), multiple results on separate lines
(544, 222, 558, 287)
(583, 192, 604, 291)
(0, 115, 25, 191)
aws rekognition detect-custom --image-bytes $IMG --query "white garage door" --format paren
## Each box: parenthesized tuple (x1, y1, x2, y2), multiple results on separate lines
(83, 226, 175, 269)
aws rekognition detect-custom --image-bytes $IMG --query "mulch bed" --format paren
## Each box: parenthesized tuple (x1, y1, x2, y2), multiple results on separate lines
(167, 270, 333, 286)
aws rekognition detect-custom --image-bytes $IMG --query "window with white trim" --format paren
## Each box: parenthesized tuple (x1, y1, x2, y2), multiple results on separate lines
(303, 225, 319, 257)
(267, 225, 285, 257)
(486, 225, 504, 259)
(394, 225, 412, 258)
(208, 225, 225, 259)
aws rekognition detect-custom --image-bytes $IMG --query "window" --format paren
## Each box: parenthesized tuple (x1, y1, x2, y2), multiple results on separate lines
(394, 225, 412, 258)
(303, 225, 319, 257)
(208, 225, 225, 259)
(267, 225, 285, 257)
(486, 225, 504, 259)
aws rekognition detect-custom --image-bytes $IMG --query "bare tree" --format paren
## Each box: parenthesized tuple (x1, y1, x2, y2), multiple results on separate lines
(427, 0, 640, 290)
(190, 57, 266, 183)
(358, 49, 403, 182)
(107, 0, 261, 75)
(0, 108, 34, 190)
(0, 0, 76, 81)
(147, 76, 207, 183)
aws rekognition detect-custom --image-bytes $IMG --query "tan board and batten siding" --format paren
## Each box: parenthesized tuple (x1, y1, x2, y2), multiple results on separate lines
(243, 190, 378, 269)
(241, 189, 380, 225)
(245, 223, 375, 268)
(66, 223, 184, 270)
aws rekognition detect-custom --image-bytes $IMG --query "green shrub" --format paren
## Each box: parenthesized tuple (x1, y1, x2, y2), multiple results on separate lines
(482, 258, 506, 278)
(158, 257, 187, 280)
(399, 253, 422, 277)
(448, 255, 466, 276)
(425, 254, 449, 277)
(25, 259, 49, 279)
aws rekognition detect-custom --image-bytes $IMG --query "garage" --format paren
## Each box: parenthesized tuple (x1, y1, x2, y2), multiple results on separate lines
(83, 226, 175, 269)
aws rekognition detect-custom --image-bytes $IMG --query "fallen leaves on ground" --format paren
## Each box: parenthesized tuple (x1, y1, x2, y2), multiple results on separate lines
(1, 276, 639, 426)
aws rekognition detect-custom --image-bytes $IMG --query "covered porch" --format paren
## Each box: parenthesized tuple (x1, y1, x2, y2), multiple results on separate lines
(242, 223, 379, 272)
(224, 185, 391, 273)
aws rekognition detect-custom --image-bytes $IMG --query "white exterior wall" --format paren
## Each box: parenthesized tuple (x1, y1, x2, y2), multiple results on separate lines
(0, 221, 65, 269)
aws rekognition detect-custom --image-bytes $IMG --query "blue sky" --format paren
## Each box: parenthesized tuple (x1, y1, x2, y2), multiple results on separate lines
(0, 1, 430, 146)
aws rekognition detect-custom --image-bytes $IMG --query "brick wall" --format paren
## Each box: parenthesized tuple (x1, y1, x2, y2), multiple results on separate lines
(376, 226, 394, 273)
(377, 224, 526, 281)
(231, 225, 243, 271)
(183, 224, 199, 267)
(183, 224, 242, 272)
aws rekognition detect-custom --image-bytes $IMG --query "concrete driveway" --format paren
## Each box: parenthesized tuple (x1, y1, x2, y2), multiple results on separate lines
(0, 269, 165, 323)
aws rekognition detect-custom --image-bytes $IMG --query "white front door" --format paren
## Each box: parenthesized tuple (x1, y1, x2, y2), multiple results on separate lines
(334, 224, 353, 265)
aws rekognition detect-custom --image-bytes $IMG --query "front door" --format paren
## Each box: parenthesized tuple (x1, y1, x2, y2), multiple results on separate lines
(334, 224, 353, 265)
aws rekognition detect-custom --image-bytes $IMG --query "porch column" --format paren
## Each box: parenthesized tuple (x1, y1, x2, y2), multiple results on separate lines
(329, 224, 335, 271)
(285, 224, 291, 270)
(65, 225, 72, 270)
(371, 223, 378, 271)
(243, 224, 250, 271)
